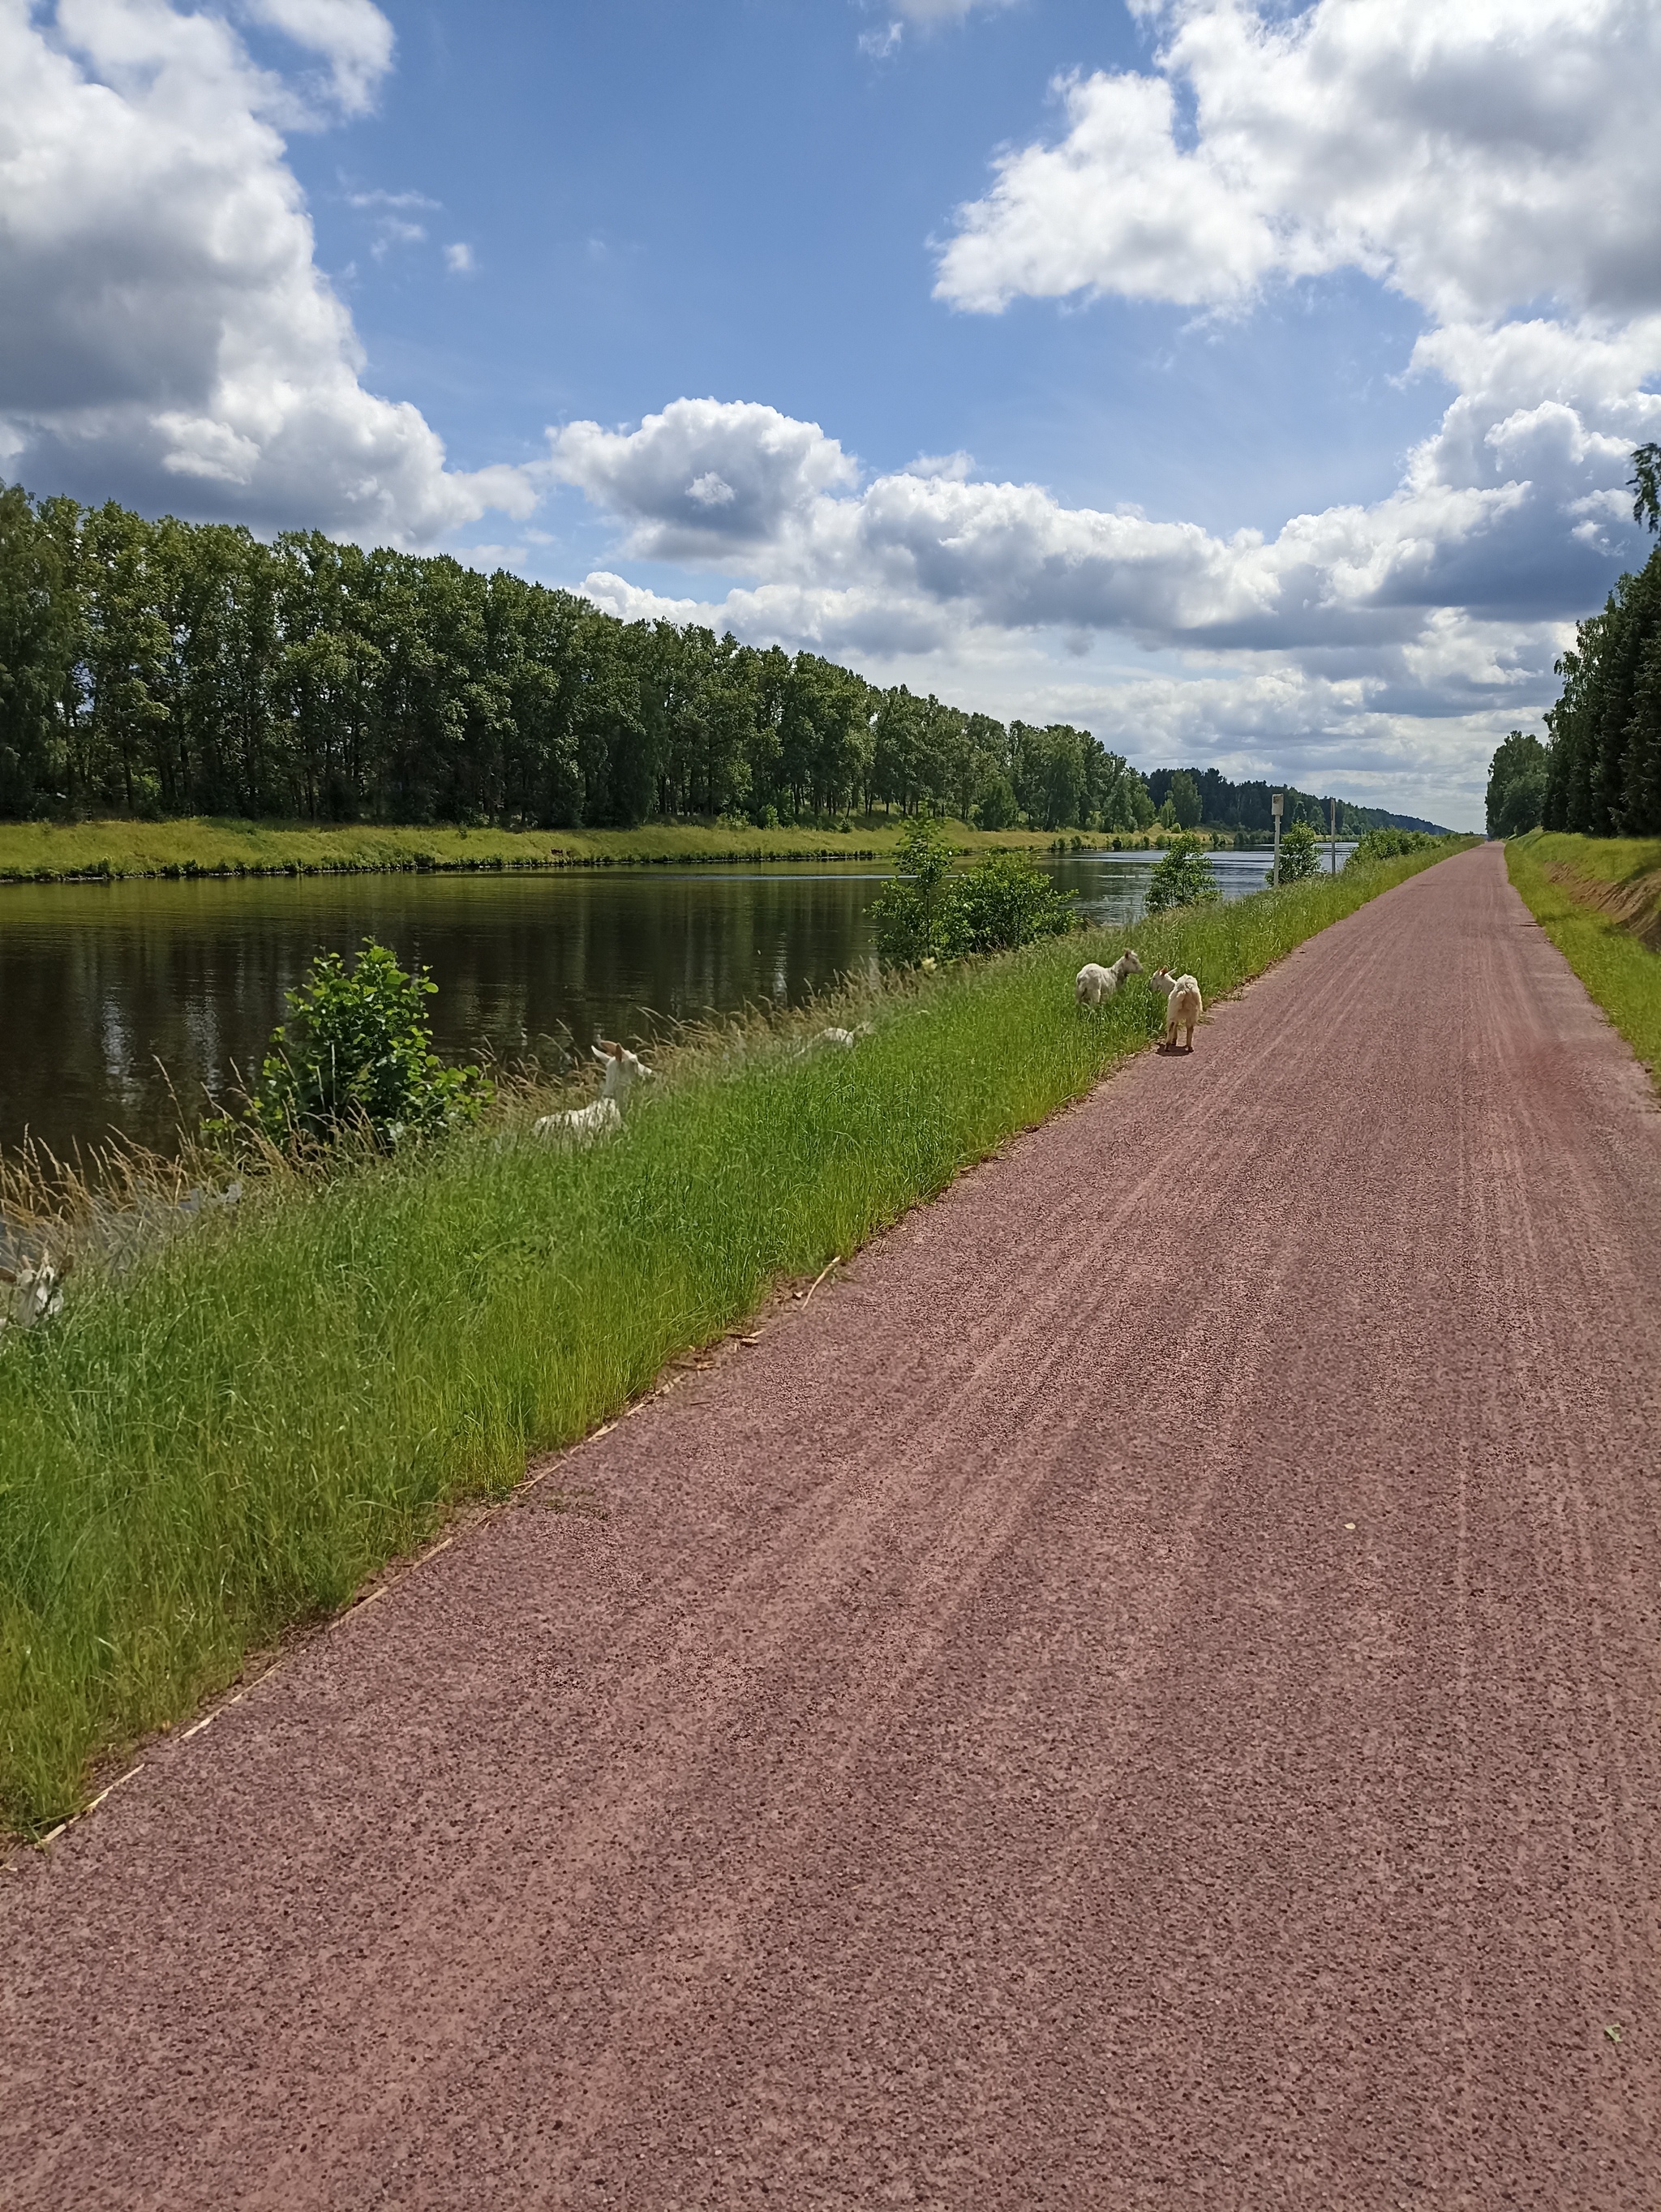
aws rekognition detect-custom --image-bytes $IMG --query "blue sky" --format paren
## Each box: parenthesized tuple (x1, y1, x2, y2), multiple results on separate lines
(5, 0, 1659, 826)
(295, 2, 1429, 525)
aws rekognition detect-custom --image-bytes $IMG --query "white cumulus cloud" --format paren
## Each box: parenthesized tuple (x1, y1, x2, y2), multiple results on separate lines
(242, 0, 395, 117)
(548, 373, 1654, 829)
(0, 0, 535, 542)
(552, 392, 1633, 660)
(866, 0, 1661, 819)
(934, 0, 1661, 323)
(548, 399, 860, 564)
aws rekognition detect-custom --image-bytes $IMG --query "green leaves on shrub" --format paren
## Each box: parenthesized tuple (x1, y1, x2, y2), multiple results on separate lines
(870, 815, 957, 966)
(1345, 826, 1440, 868)
(1144, 835, 1221, 914)
(237, 939, 491, 1153)
(951, 851, 1078, 955)
(871, 815, 1077, 965)
(1268, 821, 1322, 885)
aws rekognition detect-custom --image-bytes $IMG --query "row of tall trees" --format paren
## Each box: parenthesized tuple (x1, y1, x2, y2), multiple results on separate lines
(1485, 730, 1550, 839)
(1143, 765, 1441, 838)
(1538, 449, 1661, 836)
(0, 482, 1159, 834)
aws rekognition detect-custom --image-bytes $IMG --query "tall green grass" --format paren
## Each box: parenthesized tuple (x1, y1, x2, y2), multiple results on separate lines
(0, 842, 1468, 1832)
(1506, 830, 1661, 1085)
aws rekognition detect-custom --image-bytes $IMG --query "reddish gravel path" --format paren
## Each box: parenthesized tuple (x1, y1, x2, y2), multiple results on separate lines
(6, 844, 1661, 2209)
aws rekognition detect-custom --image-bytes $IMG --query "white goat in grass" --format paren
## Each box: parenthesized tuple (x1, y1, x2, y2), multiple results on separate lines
(533, 1040, 655, 1142)
(0, 1250, 66, 1333)
(800, 1022, 874, 1054)
(1075, 950, 1142, 1007)
(1149, 967, 1204, 1052)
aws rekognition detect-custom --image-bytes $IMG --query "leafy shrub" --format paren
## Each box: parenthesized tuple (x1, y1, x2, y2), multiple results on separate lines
(872, 817, 1078, 963)
(1268, 820, 1322, 884)
(234, 939, 491, 1153)
(950, 850, 1077, 955)
(1346, 826, 1439, 868)
(871, 814, 957, 965)
(1144, 836, 1221, 914)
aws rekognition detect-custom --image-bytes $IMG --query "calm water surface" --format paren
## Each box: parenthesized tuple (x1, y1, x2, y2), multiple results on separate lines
(1, 845, 1352, 1160)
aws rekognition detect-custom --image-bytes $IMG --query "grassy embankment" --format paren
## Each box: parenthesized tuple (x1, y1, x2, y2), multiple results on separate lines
(0, 816, 1232, 885)
(0, 838, 1470, 1835)
(0, 815, 1091, 884)
(1506, 831, 1661, 1085)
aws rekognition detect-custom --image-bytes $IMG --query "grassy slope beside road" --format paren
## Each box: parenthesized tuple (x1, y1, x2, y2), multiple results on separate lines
(0, 841, 1470, 1834)
(0, 815, 1079, 882)
(1506, 830, 1661, 1085)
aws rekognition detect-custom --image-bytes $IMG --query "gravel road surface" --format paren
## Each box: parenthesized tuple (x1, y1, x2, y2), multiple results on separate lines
(5, 843, 1661, 2209)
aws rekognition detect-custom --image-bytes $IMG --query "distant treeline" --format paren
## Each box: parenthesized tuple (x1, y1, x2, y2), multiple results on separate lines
(0, 479, 1431, 838)
(1144, 766, 1443, 838)
(1489, 447, 1661, 839)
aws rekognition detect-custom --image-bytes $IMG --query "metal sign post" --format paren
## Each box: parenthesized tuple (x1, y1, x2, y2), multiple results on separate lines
(1272, 789, 1284, 885)
(1329, 795, 1337, 876)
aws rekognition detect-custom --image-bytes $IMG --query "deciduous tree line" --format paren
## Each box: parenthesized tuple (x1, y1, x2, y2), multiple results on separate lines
(1144, 765, 1439, 839)
(0, 482, 1157, 833)
(1492, 445, 1661, 839)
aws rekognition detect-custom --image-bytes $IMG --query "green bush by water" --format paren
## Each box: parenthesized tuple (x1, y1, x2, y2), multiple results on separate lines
(228, 939, 491, 1154)
(0, 838, 1470, 1833)
(1270, 822, 1322, 885)
(869, 815, 1077, 965)
(1144, 836, 1221, 913)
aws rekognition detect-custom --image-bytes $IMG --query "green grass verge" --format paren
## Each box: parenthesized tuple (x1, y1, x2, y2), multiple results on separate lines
(0, 813, 1102, 884)
(0, 839, 1470, 1833)
(1506, 831, 1661, 1085)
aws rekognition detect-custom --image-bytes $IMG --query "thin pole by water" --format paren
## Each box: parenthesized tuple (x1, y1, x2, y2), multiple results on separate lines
(1330, 796, 1337, 876)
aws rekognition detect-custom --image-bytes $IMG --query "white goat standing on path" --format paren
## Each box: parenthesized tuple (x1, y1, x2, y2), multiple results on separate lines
(1075, 950, 1142, 1006)
(533, 1041, 655, 1142)
(1149, 967, 1204, 1052)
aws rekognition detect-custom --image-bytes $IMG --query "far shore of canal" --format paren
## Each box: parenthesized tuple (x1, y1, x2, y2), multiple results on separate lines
(0, 813, 1268, 886)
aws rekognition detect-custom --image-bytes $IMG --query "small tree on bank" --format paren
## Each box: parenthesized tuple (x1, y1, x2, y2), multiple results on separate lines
(1144, 836, 1221, 914)
(229, 939, 491, 1154)
(871, 816, 1077, 964)
(870, 814, 957, 965)
(951, 851, 1077, 956)
(1268, 821, 1321, 884)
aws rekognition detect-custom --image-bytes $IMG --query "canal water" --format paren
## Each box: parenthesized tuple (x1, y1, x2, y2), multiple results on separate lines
(1, 845, 1352, 1160)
